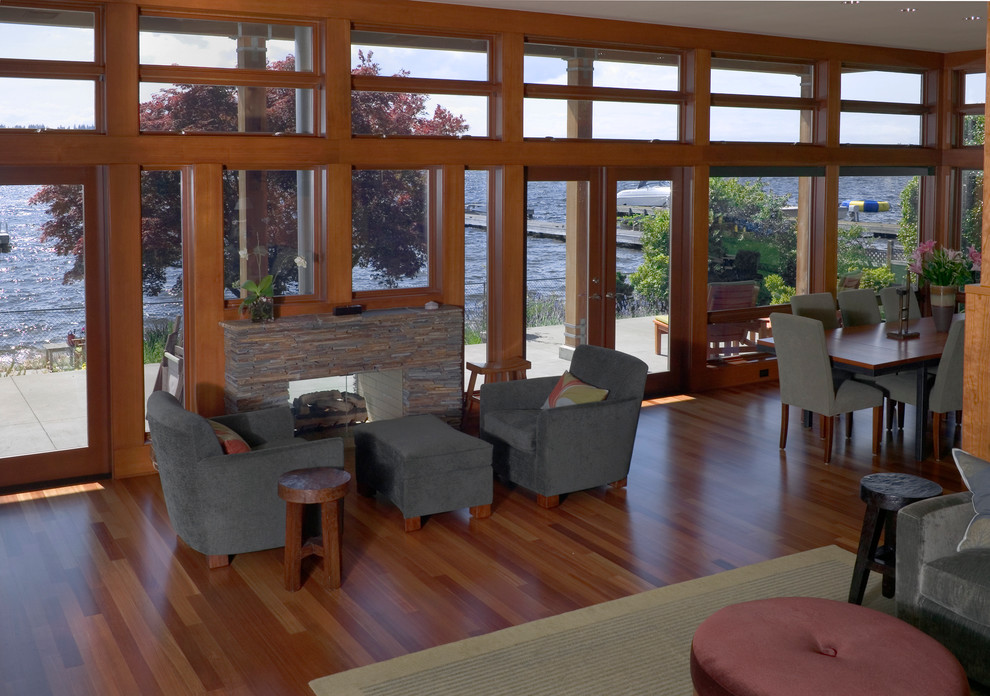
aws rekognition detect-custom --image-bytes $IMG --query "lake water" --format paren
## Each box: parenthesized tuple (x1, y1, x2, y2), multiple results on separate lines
(0, 173, 913, 355)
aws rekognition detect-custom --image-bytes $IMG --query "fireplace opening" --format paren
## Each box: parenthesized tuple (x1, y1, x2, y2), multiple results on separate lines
(289, 369, 403, 435)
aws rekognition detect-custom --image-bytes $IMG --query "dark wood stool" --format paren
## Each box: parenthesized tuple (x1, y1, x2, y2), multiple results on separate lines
(463, 357, 531, 417)
(277, 467, 350, 592)
(848, 472, 941, 605)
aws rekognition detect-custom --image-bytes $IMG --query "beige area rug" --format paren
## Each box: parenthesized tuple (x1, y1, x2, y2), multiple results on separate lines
(311, 546, 899, 696)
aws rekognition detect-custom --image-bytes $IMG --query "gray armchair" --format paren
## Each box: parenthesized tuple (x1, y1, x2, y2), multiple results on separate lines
(479, 345, 648, 508)
(146, 391, 344, 568)
(897, 489, 990, 686)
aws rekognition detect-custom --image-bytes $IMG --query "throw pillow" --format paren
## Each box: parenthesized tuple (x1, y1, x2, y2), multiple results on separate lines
(541, 371, 609, 409)
(952, 448, 990, 552)
(208, 419, 251, 455)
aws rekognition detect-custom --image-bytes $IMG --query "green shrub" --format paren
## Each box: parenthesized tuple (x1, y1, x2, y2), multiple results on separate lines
(143, 319, 174, 365)
(860, 267, 895, 291)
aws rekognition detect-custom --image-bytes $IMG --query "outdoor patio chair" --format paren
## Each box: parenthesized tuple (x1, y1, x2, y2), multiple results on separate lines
(706, 281, 762, 360)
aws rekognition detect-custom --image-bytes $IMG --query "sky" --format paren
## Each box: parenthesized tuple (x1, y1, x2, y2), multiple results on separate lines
(0, 17, 985, 144)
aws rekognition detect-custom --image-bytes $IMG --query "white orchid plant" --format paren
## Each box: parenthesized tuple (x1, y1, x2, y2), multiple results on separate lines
(237, 247, 308, 319)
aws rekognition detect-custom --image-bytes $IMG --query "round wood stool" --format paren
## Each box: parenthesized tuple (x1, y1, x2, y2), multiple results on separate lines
(277, 467, 350, 591)
(848, 472, 941, 604)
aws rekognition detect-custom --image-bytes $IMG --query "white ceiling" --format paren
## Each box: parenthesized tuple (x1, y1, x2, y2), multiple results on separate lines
(424, 1, 987, 53)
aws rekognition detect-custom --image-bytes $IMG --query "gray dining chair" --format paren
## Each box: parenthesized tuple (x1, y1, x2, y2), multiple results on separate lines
(879, 286, 921, 323)
(770, 312, 884, 464)
(837, 288, 882, 327)
(874, 319, 964, 459)
(790, 292, 840, 330)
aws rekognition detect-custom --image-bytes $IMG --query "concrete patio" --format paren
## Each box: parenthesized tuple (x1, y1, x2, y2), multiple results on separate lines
(0, 315, 669, 458)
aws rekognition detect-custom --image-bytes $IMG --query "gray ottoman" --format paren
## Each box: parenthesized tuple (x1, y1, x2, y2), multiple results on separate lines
(354, 414, 494, 531)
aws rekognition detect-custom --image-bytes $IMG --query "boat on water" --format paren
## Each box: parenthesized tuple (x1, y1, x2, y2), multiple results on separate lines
(617, 181, 671, 209)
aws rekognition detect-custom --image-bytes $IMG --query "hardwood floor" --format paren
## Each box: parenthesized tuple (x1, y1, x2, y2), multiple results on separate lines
(0, 382, 967, 696)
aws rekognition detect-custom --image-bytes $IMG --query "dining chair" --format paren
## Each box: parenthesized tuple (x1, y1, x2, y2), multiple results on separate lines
(790, 292, 840, 330)
(879, 286, 921, 323)
(874, 319, 964, 459)
(837, 288, 882, 327)
(770, 312, 884, 464)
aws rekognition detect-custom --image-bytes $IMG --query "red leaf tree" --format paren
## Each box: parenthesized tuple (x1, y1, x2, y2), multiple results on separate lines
(30, 51, 468, 293)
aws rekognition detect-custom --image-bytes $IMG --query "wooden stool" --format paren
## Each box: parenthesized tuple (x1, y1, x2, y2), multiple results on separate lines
(848, 472, 941, 604)
(277, 467, 350, 592)
(463, 357, 531, 417)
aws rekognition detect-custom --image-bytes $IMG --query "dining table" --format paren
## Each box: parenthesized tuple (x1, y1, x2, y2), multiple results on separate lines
(760, 314, 962, 461)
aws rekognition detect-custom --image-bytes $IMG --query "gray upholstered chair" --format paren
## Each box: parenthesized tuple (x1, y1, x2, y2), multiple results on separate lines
(874, 319, 964, 459)
(146, 391, 344, 568)
(897, 450, 990, 686)
(837, 287, 882, 327)
(479, 344, 648, 508)
(790, 292, 840, 330)
(879, 285, 921, 323)
(770, 312, 884, 463)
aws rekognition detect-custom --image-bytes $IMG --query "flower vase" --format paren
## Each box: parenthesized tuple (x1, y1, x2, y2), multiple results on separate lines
(929, 284, 956, 332)
(249, 297, 274, 323)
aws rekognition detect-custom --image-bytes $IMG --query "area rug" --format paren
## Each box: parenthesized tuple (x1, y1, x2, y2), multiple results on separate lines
(310, 546, 898, 695)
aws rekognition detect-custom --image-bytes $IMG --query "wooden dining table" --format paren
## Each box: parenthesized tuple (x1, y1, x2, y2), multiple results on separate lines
(760, 314, 962, 461)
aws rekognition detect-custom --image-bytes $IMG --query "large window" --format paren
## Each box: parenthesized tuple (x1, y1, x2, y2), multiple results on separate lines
(836, 170, 925, 291)
(706, 174, 807, 361)
(523, 43, 680, 140)
(960, 71, 986, 146)
(350, 31, 489, 137)
(141, 170, 184, 413)
(710, 57, 814, 143)
(222, 170, 316, 302)
(139, 16, 318, 134)
(352, 168, 434, 292)
(0, 5, 100, 130)
(840, 67, 925, 145)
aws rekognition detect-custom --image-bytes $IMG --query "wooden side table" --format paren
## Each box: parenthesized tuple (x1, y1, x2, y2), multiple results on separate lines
(277, 467, 350, 592)
(463, 357, 531, 417)
(848, 472, 941, 604)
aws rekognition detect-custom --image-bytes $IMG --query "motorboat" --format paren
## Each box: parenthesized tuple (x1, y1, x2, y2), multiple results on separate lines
(617, 181, 671, 209)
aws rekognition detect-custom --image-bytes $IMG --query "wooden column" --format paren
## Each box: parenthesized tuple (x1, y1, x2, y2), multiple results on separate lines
(961, 26, 990, 460)
(563, 51, 592, 351)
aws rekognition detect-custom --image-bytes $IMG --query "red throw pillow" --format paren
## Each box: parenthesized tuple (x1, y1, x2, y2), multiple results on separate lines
(207, 420, 251, 454)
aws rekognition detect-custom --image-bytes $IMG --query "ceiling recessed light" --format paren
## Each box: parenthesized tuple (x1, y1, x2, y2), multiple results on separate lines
(842, 1, 860, 4)
(964, 15, 983, 21)
(900, 7, 917, 12)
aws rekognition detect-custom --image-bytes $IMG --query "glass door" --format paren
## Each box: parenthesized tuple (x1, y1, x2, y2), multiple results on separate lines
(524, 168, 597, 379)
(607, 168, 683, 391)
(0, 168, 108, 489)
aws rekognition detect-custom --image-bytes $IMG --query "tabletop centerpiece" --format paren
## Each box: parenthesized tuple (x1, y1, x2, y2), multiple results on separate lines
(908, 241, 981, 332)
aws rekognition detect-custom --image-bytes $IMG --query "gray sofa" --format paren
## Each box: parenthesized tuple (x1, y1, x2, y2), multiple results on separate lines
(896, 490, 990, 686)
(146, 391, 344, 567)
(479, 344, 648, 508)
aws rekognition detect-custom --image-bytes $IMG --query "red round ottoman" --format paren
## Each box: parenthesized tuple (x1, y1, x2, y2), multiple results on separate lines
(690, 597, 968, 696)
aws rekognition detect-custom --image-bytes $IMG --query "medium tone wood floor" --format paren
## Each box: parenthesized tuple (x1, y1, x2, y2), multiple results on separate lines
(0, 383, 967, 696)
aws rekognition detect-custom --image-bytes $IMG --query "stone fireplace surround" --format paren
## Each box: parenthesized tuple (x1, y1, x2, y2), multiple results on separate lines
(221, 306, 464, 424)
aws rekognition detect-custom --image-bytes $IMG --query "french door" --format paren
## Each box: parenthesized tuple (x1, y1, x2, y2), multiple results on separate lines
(524, 166, 684, 393)
(0, 168, 109, 489)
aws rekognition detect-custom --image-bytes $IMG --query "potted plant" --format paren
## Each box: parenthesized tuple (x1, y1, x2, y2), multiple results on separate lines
(237, 248, 308, 323)
(908, 241, 981, 331)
